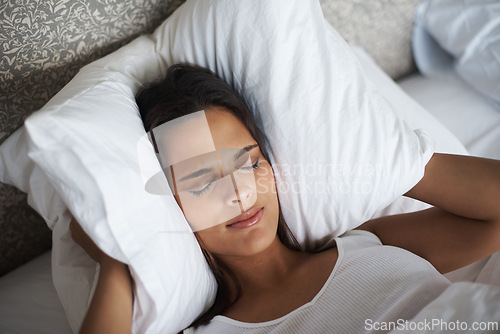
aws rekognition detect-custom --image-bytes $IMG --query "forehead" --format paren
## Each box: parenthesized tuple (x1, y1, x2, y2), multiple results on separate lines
(205, 106, 255, 148)
(153, 107, 256, 166)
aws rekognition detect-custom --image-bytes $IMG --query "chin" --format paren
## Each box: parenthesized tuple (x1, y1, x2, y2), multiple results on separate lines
(239, 221, 279, 256)
(199, 208, 280, 257)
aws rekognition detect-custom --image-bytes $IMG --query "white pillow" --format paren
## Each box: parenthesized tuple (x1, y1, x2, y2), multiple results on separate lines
(350, 45, 468, 219)
(0, 0, 467, 332)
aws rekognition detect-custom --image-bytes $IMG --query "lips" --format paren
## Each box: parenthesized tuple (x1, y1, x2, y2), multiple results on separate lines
(226, 207, 264, 229)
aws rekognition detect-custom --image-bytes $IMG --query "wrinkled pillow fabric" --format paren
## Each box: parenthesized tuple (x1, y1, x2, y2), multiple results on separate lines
(0, 0, 450, 332)
(350, 45, 468, 219)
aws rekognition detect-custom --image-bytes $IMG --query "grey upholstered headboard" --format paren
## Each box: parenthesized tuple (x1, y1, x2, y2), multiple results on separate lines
(0, 0, 186, 275)
(0, 0, 420, 276)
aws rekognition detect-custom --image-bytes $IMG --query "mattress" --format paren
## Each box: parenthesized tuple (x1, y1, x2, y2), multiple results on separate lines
(0, 72, 498, 333)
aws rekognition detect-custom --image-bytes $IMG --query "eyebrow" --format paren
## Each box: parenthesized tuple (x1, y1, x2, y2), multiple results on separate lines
(235, 144, 259, 160)
(179, 168, 215, 181)
(178, 144, 259, 182)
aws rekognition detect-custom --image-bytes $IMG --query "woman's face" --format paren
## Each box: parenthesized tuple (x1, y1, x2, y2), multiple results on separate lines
(158, 106, 280, 257)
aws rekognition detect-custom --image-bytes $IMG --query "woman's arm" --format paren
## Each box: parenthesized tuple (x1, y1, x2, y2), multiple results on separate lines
(70, 219, 134, 334)
(358, 153, 500, 273)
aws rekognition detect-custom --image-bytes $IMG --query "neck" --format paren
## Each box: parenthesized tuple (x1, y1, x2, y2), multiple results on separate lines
(217, 236, 308, 294)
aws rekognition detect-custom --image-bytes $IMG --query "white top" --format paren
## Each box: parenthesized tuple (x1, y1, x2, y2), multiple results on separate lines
(184, 230, 451, 333)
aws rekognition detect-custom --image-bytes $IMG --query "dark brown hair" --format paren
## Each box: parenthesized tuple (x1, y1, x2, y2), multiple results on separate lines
(136, 63, 300, 328)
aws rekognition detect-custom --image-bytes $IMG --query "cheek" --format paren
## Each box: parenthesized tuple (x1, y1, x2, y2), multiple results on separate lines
(255, 164, 280, 225)
(174, 193, 215, 230)
(177, 192, 236, 232)
(255, 164, 277, 198)
(176, 177, 246, 231)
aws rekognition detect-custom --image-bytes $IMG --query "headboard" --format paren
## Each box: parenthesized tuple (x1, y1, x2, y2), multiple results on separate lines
(0, 0, 420, 276)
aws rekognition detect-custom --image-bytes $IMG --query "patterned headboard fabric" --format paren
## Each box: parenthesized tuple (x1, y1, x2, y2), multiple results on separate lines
(0, 0, 420, 276)
(0, 0, 186, 276)
(320, 0, 421, 79)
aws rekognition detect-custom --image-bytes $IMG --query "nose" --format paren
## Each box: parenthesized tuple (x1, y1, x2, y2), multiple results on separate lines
(234, 185, 253, 202)
(226, 174, 257, 212)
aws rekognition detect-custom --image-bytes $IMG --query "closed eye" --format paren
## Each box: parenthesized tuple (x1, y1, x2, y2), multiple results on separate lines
(240, 157, 261, 171)
(188, 176, 217, 197)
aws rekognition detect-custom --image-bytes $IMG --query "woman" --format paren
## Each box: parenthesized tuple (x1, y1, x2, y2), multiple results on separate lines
(70, 63, 500, 333)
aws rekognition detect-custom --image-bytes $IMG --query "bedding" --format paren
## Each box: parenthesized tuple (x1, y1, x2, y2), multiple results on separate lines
(399, 72, 500, 161)
(0, 0, 443, 333)
(412, 0, 500, 106)
(0, 2, 488, 330)
(0, 252, 72, 334)
(1, 0, 428, 279)
(391, 282, 500, 333)
(2, 250, 499, 333)
(350, 45, 467, 219)
(0, 52, 494, 334)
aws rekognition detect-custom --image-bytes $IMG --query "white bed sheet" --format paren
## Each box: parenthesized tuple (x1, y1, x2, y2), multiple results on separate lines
(0, 251, 71, 333)
(1, 73, 499, 334)
(399, 72, 500, 160)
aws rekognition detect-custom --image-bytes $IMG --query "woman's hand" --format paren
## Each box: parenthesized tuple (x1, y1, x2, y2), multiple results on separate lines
(69, 217, 133, 334)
